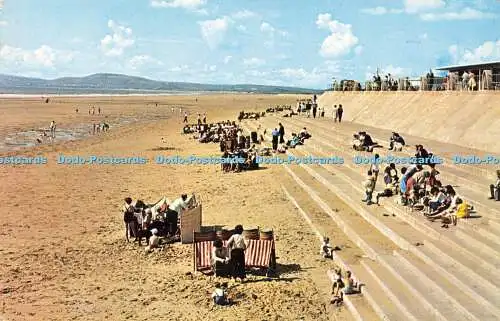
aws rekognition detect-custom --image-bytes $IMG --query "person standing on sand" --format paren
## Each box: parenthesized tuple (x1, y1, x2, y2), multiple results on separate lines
(227, 225, 248, 282)
(333, 105, 338, 122)
(171, 107, 174, 113)
(76, 107, 79, 113)
(278, 123, 285, 144)
(49, 121, 56, 138)
(203, 113, 207, 124)
(312, 103, 317, 119)
(93, 123, 96, 135)
(98, 107, 101, 114)
(272, 128, 279, 151)
(337, 105, 344, 123)
(183, 112, 188, 123)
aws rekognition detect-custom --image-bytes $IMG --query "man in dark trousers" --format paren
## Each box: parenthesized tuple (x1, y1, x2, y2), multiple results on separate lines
(272, 128, 279, 151)
(337, 105, 344, 122)
(312, 104, 317, 118)
(278, 123, 285, 144)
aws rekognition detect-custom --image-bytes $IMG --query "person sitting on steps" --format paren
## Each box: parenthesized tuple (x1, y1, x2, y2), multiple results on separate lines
(389, 132, 405, 151)
(489, 170, 500, 201)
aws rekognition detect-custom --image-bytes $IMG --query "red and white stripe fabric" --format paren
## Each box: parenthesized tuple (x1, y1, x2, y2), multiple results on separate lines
(194, 240, 229, 270)
(195, 241, 212, 269)
(245, 239, 274, 267)
(195, 239, 274, 270)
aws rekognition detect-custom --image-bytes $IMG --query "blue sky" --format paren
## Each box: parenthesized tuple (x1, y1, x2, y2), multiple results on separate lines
(0, 0, 499, 88)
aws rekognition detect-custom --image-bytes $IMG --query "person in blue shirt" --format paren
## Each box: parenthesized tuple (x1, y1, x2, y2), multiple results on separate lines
(399, 167, 408, 205)
(272, 128, 279, 151)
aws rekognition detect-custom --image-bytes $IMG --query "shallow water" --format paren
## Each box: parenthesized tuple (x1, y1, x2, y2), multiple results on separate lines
(0, 113, 171, 153)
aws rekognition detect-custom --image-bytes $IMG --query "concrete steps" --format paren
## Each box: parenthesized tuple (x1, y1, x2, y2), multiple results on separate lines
(244, 120, 500, 318)
(281, 153, 499, 320)
(280, 182, 381, 320)
(295, 114, 497, 180)
(282, 115, 500, 218)
(288, 116, 500, 215)
(260, 118, 500, 286)
(394, 251, 499, 321)
(270, 116, 500, 240)
(281, 167, 422, 321)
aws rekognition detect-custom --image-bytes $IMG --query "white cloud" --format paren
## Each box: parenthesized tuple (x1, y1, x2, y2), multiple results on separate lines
(223, 55, 232, 64)
(260, 22, 288, 37)
(0, 45, 75, 68)
(354, 45, 363, 55)
(100, 20, 135, 57)
(361, 7, 403, 15)
(198, 17, 230, 49)
(236, 25, 247, 32)
(170, 64, 189, 72)
(316, 13, 359, 58)
(0, 20, 7, 26)
(448, 44, 458, 63)
(243, 57, 266, 66)
(420, 7, 497, 21)
(452, 40, 500, 65)
(419, 33, 428, 40)
(203, 64, 217, 72)
(128, 55, 163, 69)
(245, 70, 269, 78)
(404, 0, 445, 13)
(382, 65, 411, 76)
(232, 10, 256, 19)
(151, 0, 206, 10)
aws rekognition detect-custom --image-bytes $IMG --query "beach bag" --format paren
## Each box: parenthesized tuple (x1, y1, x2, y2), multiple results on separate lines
(456, 202, 470, 219)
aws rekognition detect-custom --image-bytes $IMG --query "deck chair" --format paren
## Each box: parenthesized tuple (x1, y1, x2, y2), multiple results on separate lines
(244, 239, 275, 275)
(193, 231, 216, 273)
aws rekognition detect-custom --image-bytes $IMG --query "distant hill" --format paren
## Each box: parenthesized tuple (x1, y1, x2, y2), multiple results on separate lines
(0, 73, 323, 95)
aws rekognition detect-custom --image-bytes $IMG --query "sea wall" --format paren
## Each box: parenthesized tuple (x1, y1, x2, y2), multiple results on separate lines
(317, 91, 500, 152)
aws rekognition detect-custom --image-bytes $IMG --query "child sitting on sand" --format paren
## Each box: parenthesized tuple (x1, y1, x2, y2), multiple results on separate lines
(212, 282, 230, 306)
(145, 229, 160, 253)
(320, 236, 333, 259)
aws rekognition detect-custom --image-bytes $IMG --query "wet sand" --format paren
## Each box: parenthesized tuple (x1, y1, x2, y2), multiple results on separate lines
(0, 94, 350, 321)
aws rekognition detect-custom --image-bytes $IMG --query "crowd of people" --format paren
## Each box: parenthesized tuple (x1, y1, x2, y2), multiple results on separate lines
(183, 119, 262, 173)
(266, 105, 292, 113)
(360, 143, 475, 228)
(122, 194, 195, 252)
(238, 111, 265, 121)
(295, 95, 327, 119)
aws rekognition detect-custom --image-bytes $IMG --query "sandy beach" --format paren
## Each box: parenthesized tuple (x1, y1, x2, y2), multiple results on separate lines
(0, 94, 352, 321)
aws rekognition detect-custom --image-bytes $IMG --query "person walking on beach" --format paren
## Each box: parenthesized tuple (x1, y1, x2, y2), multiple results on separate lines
(197, 114, 202, 126)
(227, 224, 248, 282)
(93, 123, 97, 135)
(203, 113, 207, 124)
(278, 123, 285, 144)
(333, 105, 338, 122)
(98, 107, 101, 114)
(312, 103, 317, 119)
(337, 105, 344, 123)
(183, 112, 188, 123)
(92, 106, 95, 115)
